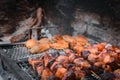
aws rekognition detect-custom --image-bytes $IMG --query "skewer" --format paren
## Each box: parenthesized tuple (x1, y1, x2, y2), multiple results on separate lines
(91, 70, 102, 80)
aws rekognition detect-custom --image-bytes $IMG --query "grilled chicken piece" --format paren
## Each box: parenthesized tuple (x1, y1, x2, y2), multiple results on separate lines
(52, 34, 63, 42)
(25, 39, 39, 48)
(41, 68, 53, 80)
(39, 38, 51, 44)
(30, 43, 50, 53)
(73, 45, 85, 54)
(74, 35, 88, 43)
(55, 67, 67, 79)
(62, 35, 75, 43)
(50, 40, 68, 49)
(74, 35, 91, 47)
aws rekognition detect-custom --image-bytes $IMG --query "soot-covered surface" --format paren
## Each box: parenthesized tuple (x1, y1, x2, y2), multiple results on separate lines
(0, 0, 120, 46)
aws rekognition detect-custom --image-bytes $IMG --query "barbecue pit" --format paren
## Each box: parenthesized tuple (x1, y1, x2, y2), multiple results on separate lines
(0, 0, 120, 80)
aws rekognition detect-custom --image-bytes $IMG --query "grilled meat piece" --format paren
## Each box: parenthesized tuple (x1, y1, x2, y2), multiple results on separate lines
(50, 40, 69, 49)
(62, 35, 75, 43)
(38, 38, 51, 44)
(56, 55, 69, 63)
(74, 58, 91, 69)
(52, 34, 63, 42)
(50, 62, 62, 72)
(28, 58, 43, 70)
(74, 35, 88, 42)
(28, 35, 120, 80)
(41, 68, 53, 80)
(62, 70, 76, 80)
(74, 70, 85, 79)
(36, 65, 44, 76)
(113, 69, 120, 79)
(55, 67, 67, 79)
(30, 43, 50, 53)
(25, 39, 39, 48)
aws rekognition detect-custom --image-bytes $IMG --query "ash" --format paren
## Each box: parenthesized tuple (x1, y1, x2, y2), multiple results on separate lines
(0, 58, 18, 80)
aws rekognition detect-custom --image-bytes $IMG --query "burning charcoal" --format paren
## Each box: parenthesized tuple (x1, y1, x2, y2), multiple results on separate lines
(62, 70, 76, 80)
(81, 50, 90, 59)
(100, 72, 115, 80)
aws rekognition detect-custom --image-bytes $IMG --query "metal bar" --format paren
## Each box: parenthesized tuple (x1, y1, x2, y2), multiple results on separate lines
(0, 42, 25, 46)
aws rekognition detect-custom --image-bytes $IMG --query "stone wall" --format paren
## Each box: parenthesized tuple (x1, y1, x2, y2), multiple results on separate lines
(0, 0, 120, 46)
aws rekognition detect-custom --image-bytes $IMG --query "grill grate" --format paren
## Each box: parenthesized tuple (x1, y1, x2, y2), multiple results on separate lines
(0, 37, 98, 80)
(1, 44, 30, 60)
(17, 61, 39, 80)
(0, 43, 67, 61)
